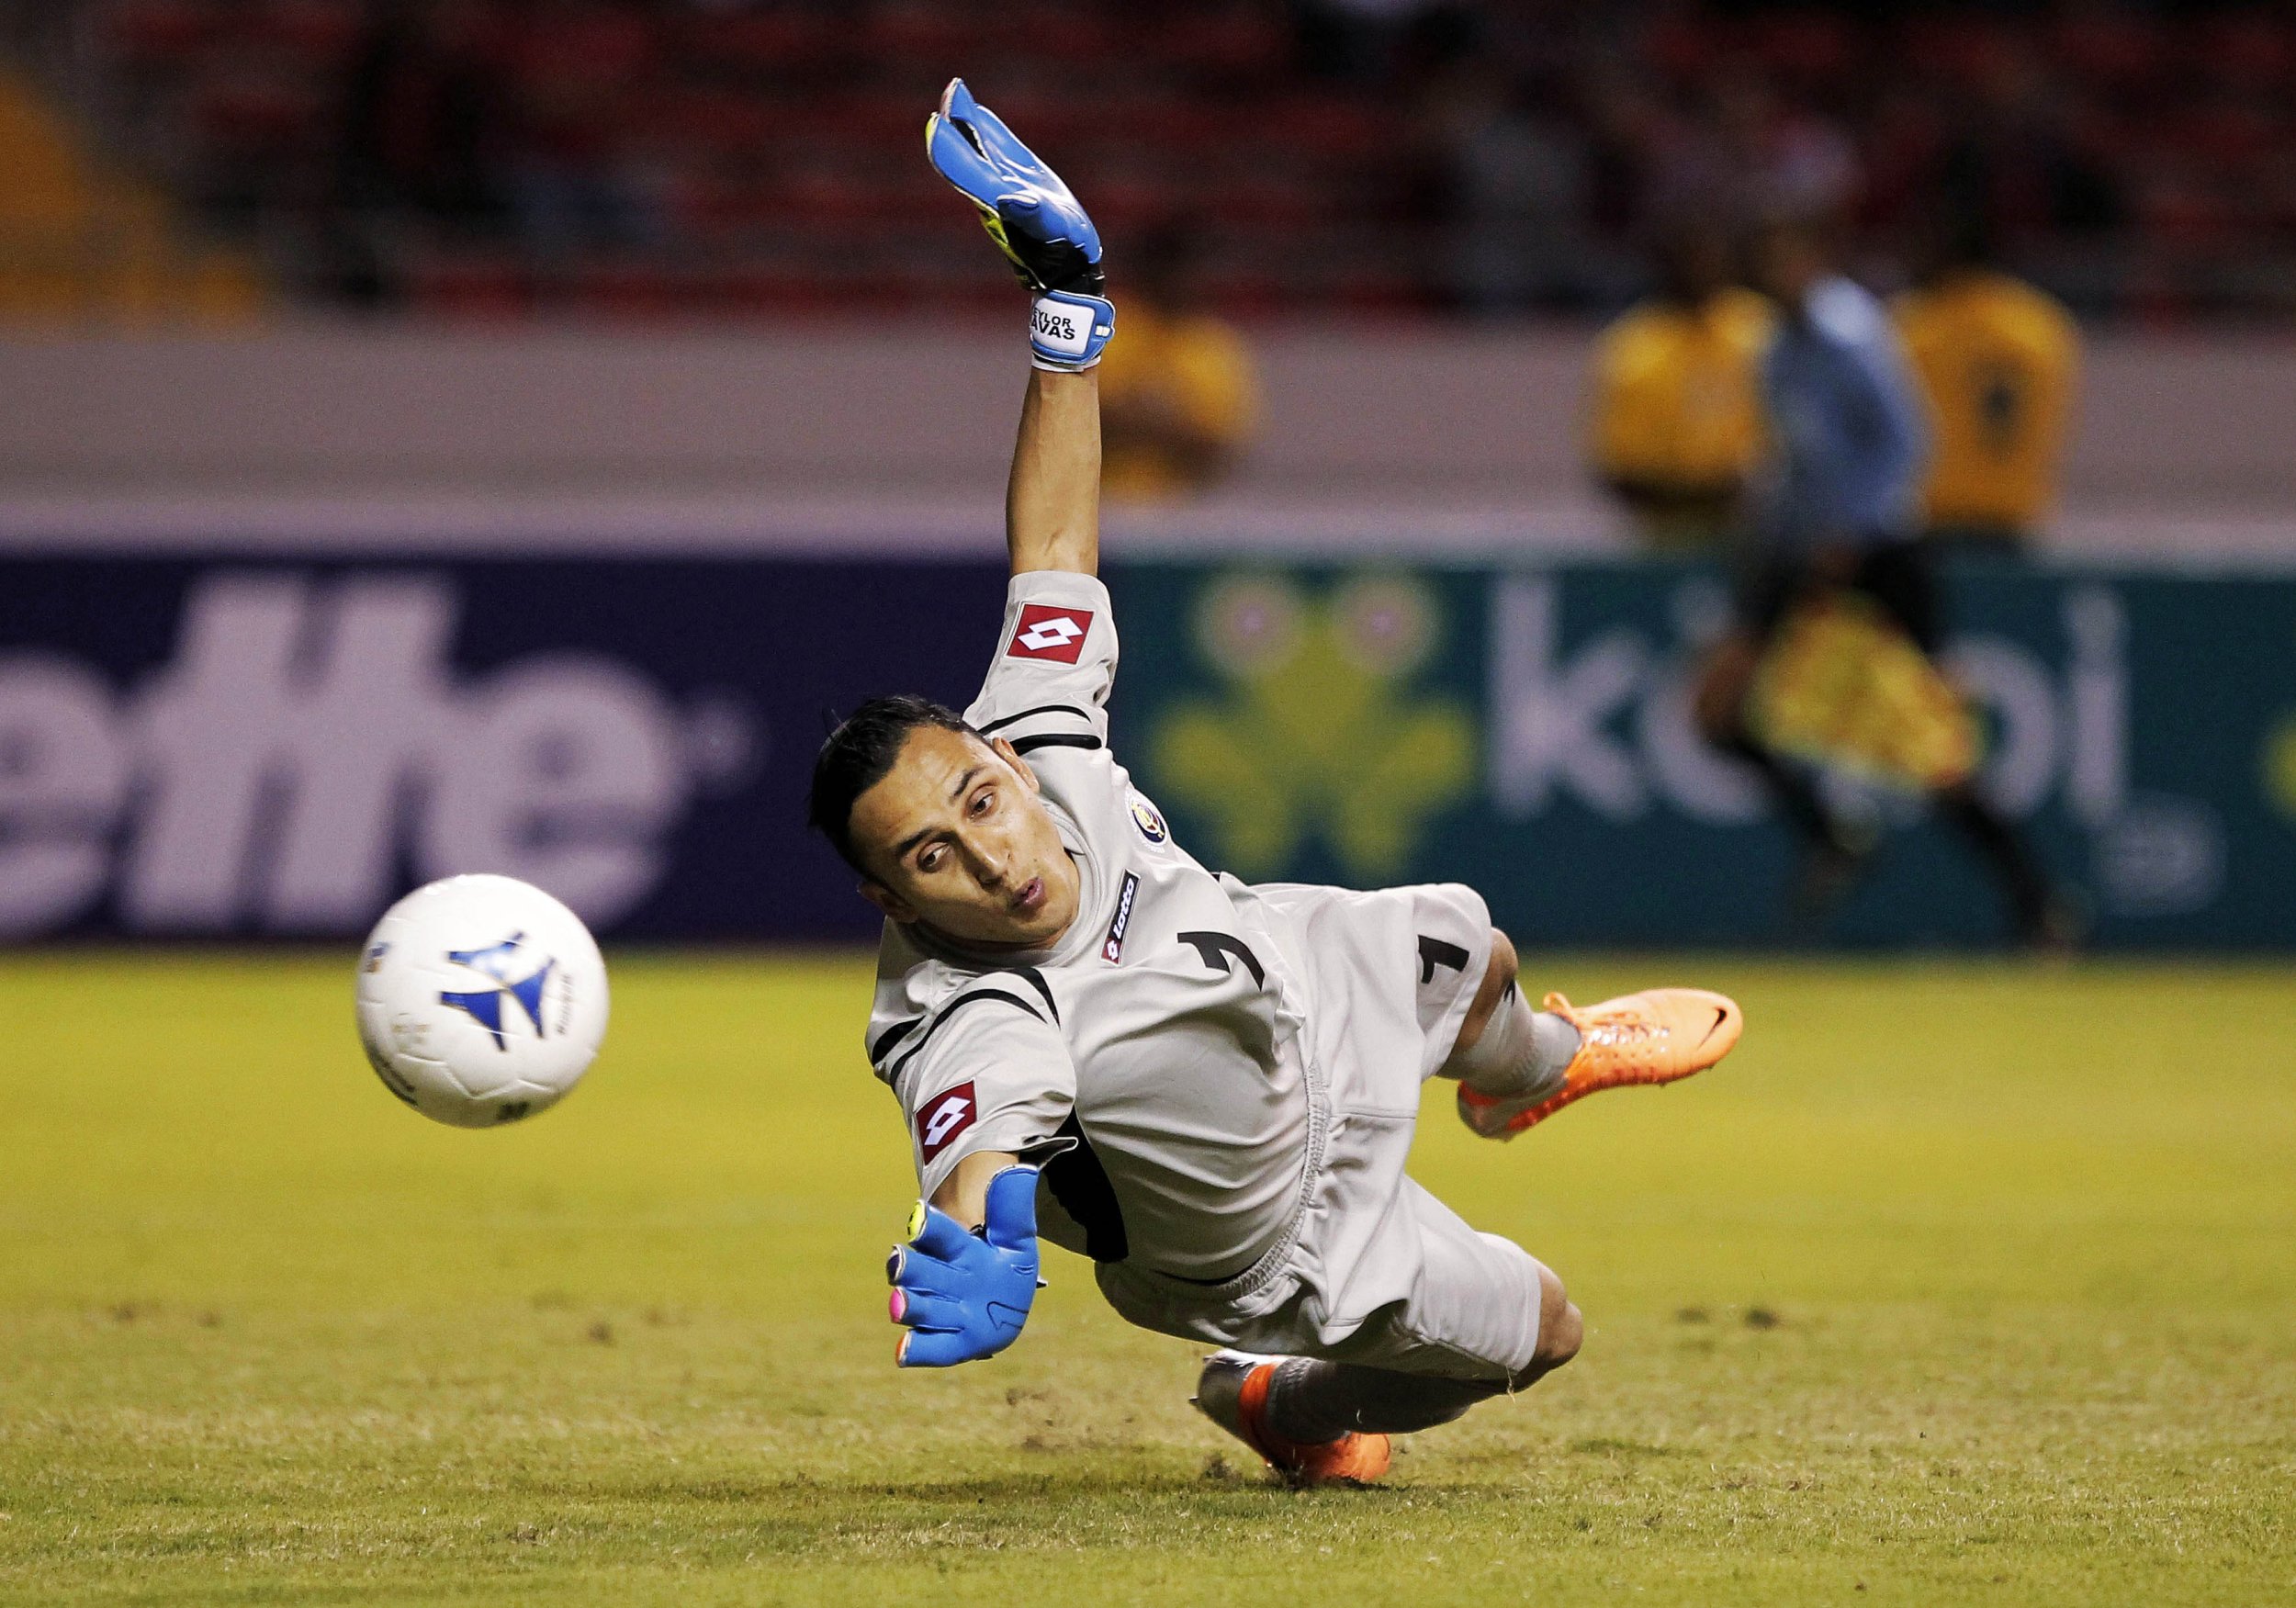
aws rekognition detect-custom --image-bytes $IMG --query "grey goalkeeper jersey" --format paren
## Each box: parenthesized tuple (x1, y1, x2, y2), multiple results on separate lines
(867, 571, 1313, 1281)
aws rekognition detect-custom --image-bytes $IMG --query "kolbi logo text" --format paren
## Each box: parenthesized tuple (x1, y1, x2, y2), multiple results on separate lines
(1486, 574, 2220, 917)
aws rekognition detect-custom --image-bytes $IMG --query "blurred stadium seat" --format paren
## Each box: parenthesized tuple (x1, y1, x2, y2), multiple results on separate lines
(2, 0, 2291, 323)
(0, 54, 262, 323)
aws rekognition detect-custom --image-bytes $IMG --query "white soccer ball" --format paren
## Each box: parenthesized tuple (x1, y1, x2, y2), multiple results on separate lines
(355, 874, 609, 1129)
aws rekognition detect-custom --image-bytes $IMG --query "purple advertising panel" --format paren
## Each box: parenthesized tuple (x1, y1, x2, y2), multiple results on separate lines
(0, 557, 1009, 942)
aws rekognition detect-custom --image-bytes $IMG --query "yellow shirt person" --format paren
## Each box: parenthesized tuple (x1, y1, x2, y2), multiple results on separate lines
(1097, 299, 1259, 502)
(1589, 287, 1773, 548)
(1894, 269, 2079, 545)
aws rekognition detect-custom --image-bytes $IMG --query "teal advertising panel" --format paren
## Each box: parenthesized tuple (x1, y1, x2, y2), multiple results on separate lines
(1104, 559, 2296, 949)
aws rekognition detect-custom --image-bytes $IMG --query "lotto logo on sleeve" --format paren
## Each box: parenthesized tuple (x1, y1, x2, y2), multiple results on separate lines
(916, 1081, 978, 1164)
(1007, 604, 1094, 664)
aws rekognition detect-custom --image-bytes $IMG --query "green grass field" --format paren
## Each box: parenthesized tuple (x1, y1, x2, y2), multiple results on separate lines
(2, 950, 2292, 1606)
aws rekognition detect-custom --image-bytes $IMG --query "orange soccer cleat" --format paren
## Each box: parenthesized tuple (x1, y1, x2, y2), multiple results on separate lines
(1458, 988, 1742, 1140)
(1192, 1353, 1391, 1489)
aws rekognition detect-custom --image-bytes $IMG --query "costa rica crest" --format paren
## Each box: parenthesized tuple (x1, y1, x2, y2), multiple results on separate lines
(1130, 795, 1168, 843)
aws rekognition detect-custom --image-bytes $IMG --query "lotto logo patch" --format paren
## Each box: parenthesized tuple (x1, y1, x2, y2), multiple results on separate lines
(1101, 871, 1140, 963)
(1008, 604, 1092, 663)
(917, 1081, 977, 1164)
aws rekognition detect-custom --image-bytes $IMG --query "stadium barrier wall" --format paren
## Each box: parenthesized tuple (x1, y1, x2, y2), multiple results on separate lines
(9, 328, 2296, 514)
(2, 554, 2291, 948)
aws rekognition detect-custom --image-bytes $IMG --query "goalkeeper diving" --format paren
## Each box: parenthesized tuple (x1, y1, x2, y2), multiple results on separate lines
(805, 80, 1745, 1486)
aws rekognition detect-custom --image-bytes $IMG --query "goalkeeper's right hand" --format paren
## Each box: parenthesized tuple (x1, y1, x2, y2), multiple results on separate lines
(926, 77, 1115, 372)
(886, 1164, 1041, 1367)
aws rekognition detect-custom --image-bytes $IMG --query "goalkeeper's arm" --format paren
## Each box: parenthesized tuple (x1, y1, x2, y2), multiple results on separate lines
(1005, 368, 1098, 579)
(926, 77, 1107, 579)
(932, 1147, 1021, 1224)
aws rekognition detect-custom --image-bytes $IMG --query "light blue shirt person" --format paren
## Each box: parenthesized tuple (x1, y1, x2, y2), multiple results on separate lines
(1758, 275, 1930, 550)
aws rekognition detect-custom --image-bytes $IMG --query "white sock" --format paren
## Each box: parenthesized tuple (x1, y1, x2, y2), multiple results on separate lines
(1446, 984, 1578, 1102)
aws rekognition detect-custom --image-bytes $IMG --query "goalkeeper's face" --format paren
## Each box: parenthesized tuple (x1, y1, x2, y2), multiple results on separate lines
(849, 725, 1082, 950)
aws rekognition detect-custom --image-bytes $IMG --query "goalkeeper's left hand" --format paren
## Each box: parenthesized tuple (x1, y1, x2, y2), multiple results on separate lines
(926, 77, 1114, 372)
(886, 1164, 1041, 1367)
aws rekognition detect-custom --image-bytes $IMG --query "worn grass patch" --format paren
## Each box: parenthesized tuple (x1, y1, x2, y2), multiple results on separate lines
(1, 950, 2291, 1605)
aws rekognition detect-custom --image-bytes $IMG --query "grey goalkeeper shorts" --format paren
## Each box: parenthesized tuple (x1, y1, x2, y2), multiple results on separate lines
(1095, 880, 1550, 1381)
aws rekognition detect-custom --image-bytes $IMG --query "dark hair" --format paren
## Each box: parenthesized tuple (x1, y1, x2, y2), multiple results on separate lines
(807, 694, 978, 873)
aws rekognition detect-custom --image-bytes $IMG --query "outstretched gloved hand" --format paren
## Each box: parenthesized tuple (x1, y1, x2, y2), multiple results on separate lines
(886, 1164, 1041, 1367)
(926, 78, 1114, 371)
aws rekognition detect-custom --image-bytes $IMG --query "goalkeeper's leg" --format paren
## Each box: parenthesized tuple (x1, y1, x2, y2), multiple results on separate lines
(1263, 1262, 1584, 1431)
(1185, 1000, 1609, 1486)
(1194, 1264, 1583, 1487)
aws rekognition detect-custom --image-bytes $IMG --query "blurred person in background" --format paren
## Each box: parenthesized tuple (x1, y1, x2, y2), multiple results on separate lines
(1940, 42, 2125, 271)
(328, 0, 506, 305)
(1695, 211, 2073, 948)
(1588, 212, 1772, 549)
(494, 0, 660, 268)
(1097, 227, 1259, 502)
(1432, 61, 1599, 313)
(1713, 73, 1857, 222)
(1895, 208, 2081, 553)
(1644, 69, 1859, 246)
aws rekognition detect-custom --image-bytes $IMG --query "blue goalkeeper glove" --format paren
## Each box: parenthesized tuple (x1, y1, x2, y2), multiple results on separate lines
(926, 77, 1114, 372)
(886, 1164, 1041, 1367)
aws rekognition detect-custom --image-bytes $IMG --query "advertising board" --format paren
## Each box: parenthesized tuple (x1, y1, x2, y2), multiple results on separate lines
(5, 552, 2291, 946)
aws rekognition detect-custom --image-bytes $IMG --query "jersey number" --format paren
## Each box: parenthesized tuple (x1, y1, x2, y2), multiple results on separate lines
(1417, 935, 1469, 984)
(1178, 931, 1265, 987)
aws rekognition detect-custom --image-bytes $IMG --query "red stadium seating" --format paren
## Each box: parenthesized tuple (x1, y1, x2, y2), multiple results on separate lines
(39, 0, 2296, 321)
